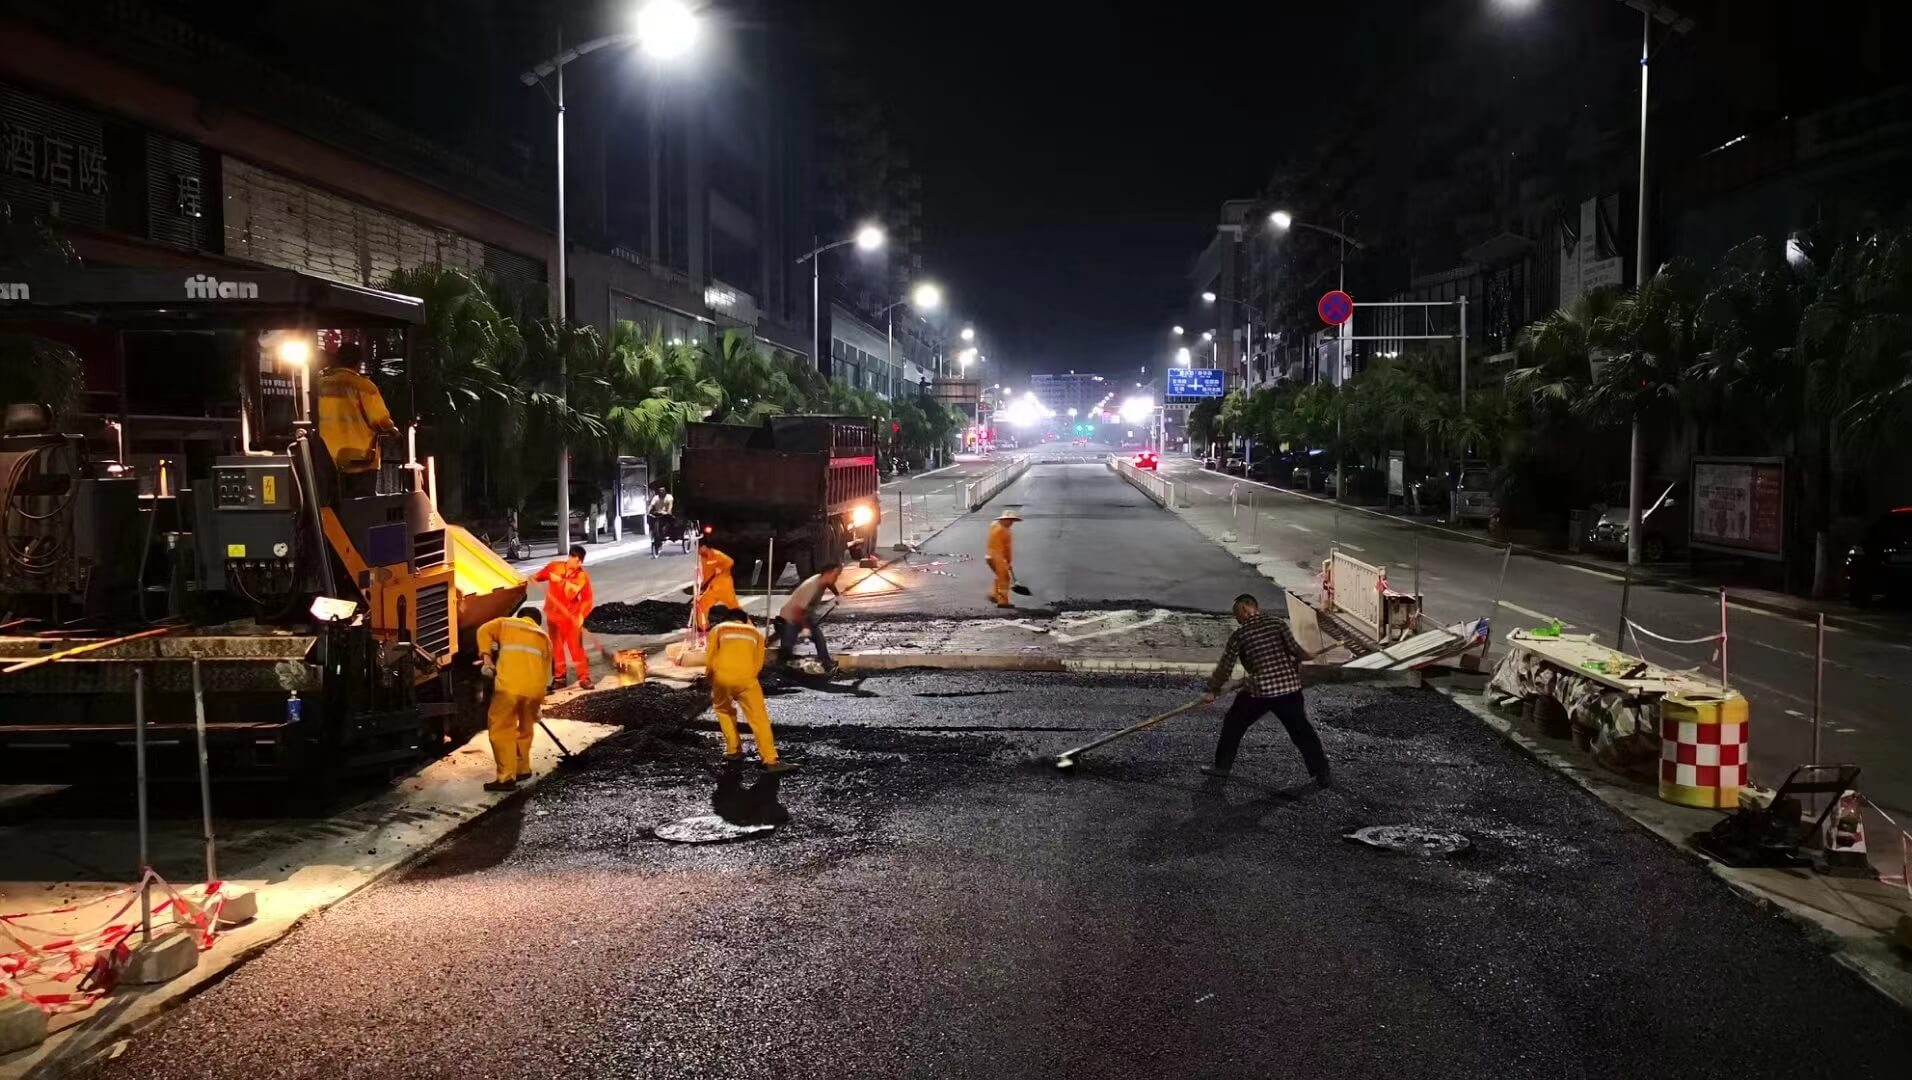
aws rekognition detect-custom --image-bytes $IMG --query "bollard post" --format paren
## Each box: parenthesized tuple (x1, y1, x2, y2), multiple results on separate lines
(1483, 543, 1513, 661)
(897, 490, 906, 548)
(1413, 535, 1423, 630)
(192, 658, 217, 882)
(1718, 588, 1729, 688)
(1615, 561, 1633, 650)
(765, 537, 776, 622)
(1251, 492, 1259, 543)
(1812, 613, 1825, 767)
(134, 665, 151, 943)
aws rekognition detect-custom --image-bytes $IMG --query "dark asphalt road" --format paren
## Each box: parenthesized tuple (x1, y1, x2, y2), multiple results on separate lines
(844, 455, 1275, 618)
(1165, 458, 1912, 820)
(85, 673, 1912, 1079)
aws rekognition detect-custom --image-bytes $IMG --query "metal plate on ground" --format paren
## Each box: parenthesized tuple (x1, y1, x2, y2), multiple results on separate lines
(654, 814, 777, 844)
(1344, 825, 1471, 858)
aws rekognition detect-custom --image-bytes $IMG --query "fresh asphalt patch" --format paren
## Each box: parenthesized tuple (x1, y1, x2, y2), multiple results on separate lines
(81, 671, 1912, 1080)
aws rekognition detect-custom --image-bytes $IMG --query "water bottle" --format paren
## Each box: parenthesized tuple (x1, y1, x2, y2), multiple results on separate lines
(286, 690, 303, 725)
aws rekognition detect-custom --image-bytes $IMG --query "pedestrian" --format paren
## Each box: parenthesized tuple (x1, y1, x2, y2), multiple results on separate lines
(777, 563, 841, 671)
(985, 509, 1021, 608)
(314, 343, 398, 498)
(647, 483, 675, 558)
(694, 541, 741, 632)
(707, 605, 794, 772)
(1200, 593, 1331, 786)
(476, 606, 552, 792)
(534, 543, 595, 689)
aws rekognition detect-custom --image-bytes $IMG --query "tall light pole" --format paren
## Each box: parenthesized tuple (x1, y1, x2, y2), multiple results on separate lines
(1204, 290, 1262, 387)
(882, 281, 942, 403)
(1270, 209, 1366, 501)
(797, 223, 886, 373)
(520, 0, 698, 555)
(1494, 0, 1690, 565)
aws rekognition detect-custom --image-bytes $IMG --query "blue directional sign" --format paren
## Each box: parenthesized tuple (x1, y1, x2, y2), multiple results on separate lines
(1167, 367, 1225, 398)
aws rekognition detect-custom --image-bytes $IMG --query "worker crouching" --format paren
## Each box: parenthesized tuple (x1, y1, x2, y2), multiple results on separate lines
(477, 607, 553, 792)
(708, 605, 794, 773)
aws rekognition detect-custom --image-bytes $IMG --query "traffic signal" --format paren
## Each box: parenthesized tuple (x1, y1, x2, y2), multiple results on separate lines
(890, 421, 901, 434)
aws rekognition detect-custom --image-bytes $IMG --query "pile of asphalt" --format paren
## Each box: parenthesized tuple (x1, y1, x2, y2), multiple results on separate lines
(543, 682, 708, 727)
(584, 599, 690, 635)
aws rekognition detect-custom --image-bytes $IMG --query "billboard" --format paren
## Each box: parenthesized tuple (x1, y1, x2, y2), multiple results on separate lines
(1166, 367, 1224, 398)
(1691, 457, 1786, 560)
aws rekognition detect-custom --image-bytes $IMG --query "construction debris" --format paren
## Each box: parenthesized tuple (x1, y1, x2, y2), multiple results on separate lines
(543, 682, 708, 726)
(584, 600, 690, 635)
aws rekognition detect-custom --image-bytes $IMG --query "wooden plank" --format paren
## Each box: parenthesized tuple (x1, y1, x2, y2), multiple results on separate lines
(1504, 630, 1721, 696)
(1285, 590, 1325, 656)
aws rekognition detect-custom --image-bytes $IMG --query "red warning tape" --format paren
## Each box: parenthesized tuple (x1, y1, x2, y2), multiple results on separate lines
(1, 872, 229, 1014)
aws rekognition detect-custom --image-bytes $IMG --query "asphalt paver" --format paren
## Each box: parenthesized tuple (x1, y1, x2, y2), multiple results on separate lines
(83, 673, 1912, 1080)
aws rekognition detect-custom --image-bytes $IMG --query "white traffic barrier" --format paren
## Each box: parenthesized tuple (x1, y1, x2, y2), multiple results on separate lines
(1324, 550, 1388, 642)
(965, 455, 1030, 511)
(1109, 455, 1175, 508)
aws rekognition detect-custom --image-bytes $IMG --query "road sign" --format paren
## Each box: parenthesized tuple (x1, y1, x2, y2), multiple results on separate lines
(1166, 368, 1224, 398)
(1318, 290, 1354, 325)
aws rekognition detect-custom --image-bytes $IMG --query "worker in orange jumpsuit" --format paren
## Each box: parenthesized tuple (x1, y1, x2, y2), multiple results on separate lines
(707, 605, 792, 772)
(694, 542, 741, 632)
(314, 343, 398, 497)
(986, 509, 1022, 607)
(534, 544, 595, 689)
(476, 607, 552, 792)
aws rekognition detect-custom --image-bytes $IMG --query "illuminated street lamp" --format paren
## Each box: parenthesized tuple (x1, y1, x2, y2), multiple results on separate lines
(961, 326, 975, 342)
(1172, 325, 1185, 336)
(797, 222, 886, 373)
(520, 0, 700, 554)
(1175, 346, 1192, 367)
(882, 281, 943, 401)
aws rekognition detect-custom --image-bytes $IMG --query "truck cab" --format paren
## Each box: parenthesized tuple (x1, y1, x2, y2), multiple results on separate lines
(678, 415, 881, 580)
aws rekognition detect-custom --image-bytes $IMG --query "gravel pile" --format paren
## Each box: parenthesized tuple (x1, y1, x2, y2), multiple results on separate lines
(584, 599, 690, 635)
(544, 682, 708, 726)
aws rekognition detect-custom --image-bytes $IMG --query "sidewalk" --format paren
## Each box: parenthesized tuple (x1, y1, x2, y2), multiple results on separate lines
(1166, 462, 1912, 642)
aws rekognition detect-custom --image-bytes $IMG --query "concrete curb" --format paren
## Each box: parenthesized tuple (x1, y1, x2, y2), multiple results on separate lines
(1433, 681, 1912, 1015)
(1177, 465, 1906, 642)
(0, 724, 618, 1079)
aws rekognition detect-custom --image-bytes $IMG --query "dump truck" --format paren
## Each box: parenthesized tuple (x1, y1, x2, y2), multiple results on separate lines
(677, 415, 881, 580)
(0, 269, 525, 782)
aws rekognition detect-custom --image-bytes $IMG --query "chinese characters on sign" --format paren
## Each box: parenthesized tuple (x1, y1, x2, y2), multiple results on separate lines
(1166, 368, 1225, 398)
(1, 121, 106, 196)
(1691, 458, 1786, 560)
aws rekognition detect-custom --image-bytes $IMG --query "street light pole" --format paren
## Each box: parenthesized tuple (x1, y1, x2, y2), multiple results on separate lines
(1626, 4, 1653, 569)
(551, 28, 572, 556)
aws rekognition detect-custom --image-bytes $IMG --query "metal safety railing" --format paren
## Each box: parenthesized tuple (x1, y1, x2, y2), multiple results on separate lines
(965, 455, 1030, 511)
(1108, 455, 1175, 508)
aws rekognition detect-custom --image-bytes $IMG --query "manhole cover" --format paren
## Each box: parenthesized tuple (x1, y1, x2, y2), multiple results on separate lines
(654, 814, 777, 844)
(1344, 825, 1471, 857)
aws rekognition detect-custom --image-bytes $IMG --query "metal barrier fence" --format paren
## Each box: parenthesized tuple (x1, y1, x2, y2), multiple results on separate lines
(1108, 456, 1175, 508)
(965, 455, 1031, 511)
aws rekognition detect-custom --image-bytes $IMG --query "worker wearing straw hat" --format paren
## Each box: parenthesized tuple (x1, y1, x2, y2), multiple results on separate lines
(986, 509, 1022, 608)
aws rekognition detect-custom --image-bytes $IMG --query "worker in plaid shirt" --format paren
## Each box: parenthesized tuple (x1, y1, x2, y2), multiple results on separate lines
(1201, 593, 1331, 785)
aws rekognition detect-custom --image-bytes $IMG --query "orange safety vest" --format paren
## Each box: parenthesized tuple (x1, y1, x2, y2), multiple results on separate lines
(707, 621, 766, 686)
(535, 560, 594, 626)
(987, 519, 1014, 566)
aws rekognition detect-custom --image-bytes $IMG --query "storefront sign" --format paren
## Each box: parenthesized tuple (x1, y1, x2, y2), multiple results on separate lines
(1691, 457, 1786, 560)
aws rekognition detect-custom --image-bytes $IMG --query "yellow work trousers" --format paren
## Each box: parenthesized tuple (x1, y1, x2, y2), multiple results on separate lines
(487, 690, 542, 782)
(987, 556, 1012, 605)
(711, 678, 777, 765)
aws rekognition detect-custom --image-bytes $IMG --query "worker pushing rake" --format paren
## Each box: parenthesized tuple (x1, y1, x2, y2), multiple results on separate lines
(1055, 592, 1331, 785)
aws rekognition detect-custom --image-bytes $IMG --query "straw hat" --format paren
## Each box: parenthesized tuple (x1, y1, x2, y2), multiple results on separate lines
(996, 509, 1023, 522)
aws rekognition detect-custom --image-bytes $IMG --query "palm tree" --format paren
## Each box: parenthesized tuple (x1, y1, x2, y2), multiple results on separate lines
(1506, 288, 1621, 413)
(1688, 237, 1810, 451)
(1580, 259, 1704, 565)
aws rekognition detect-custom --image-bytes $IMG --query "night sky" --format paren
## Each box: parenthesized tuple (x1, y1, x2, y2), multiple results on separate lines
(827, 0, 1632, 389)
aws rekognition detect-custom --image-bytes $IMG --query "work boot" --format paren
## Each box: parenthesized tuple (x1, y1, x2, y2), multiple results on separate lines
(578, 676, 594, 690)
(550, 674, 569, 691)
(515, 771, 533, 782)
(483, 779, 518, 792)
(761, 760, 800, 774)
(996, 602, 1014, 609)
(1312, 768, 1334, 789)
(1198, 765, 1231, 778)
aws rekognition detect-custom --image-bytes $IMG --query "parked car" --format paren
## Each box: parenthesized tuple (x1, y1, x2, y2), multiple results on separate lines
(1324, 463, 1384, 502)
(1404, 469, 1449, 516)
(1223, 456, 1246, 476)
(1587, 479, 1687, 561)
(1845, 509, 1912, 607)
(1448, 463, 1498, 526)
(524, 479, 610, 541)
(1202, 455, 1221, 471)
(1133, 450, 1160, 471)
(1291, 452, 1329, 492)
(1246, 456, 1286, 484)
